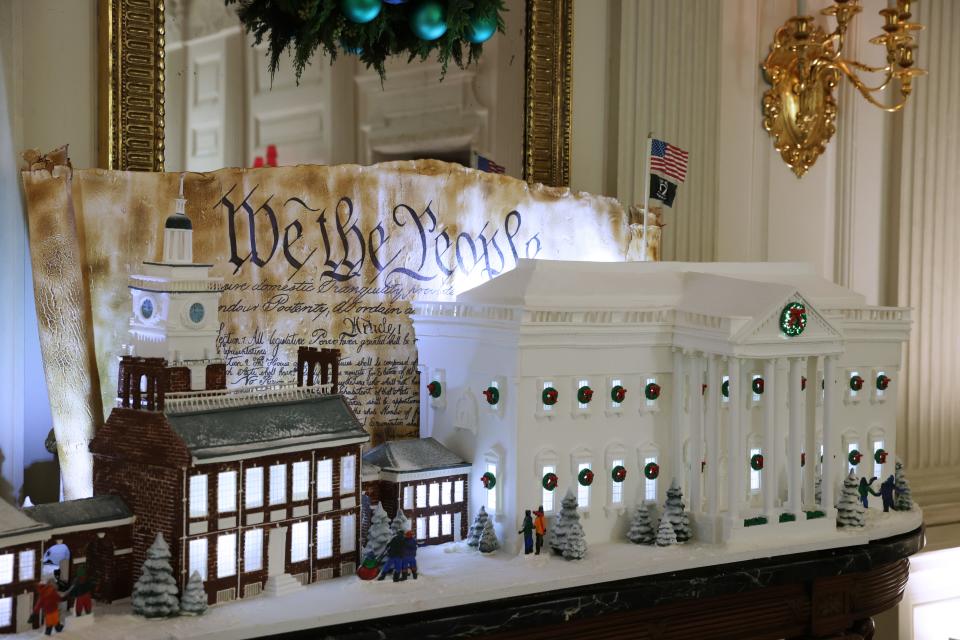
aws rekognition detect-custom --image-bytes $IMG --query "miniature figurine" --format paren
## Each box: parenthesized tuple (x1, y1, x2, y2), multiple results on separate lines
(400, 530, 419, 580)
(858, 476, 879, 508)
(627, 502, 656, 545)
(895, 461, 913, 510)
(53, 569, 71, 623)
(31, 574, 65, 635)
(655, 517, 677, 547)
(533, 506, 547, 555)
(663, 480, 692, 543)
(878, 475, 896, 513)
(378, 531, 406, 582)
(837, 470, 866, 528)
(518, 510, 534, 554)
(70, 566, 95, 616)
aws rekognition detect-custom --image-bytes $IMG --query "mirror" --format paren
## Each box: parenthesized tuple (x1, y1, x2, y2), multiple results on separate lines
(98, 0, 572, 186)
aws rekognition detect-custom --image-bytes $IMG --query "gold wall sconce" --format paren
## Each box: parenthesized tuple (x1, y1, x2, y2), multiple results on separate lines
(762, 0, 925, 177)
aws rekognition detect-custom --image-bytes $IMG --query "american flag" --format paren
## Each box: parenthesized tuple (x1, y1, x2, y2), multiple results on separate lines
(650, 138, 688, 184)
(475, 153, 506, 174)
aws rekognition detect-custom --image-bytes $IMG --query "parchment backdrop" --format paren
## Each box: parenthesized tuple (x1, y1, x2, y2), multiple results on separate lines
(21, 159, 642, 498)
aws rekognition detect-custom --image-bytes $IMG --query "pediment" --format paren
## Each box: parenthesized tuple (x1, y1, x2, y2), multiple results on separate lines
(733, 292, 842, 345)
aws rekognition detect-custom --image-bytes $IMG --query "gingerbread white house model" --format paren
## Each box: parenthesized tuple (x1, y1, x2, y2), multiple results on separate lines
(412, 259, 910, 551)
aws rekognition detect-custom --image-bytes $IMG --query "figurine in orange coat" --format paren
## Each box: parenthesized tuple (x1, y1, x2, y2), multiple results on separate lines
(32, 576, 64, 635)
(533, 506, 547, 555)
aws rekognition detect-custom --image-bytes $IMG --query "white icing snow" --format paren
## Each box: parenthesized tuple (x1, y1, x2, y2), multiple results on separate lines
(6, 507, 922, 640)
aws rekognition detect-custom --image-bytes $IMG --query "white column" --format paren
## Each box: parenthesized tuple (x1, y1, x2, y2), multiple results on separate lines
(689, 353, 704, 513)
(726, 357, 742, 524)
(787, 358, 804, 515)
(672, 348, 686, 490)
(822, 355, 837, 514)
(804, 356, 819, 509)
(706, 355, 720, 517)
(762, 358, 777, 519)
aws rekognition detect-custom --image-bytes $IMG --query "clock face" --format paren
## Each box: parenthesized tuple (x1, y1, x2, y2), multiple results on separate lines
(189, 302, 205, 324)
(140, 298, 154, 320)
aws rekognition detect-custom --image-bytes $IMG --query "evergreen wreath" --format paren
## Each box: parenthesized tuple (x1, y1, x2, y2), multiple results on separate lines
(227, 0, 508, 81)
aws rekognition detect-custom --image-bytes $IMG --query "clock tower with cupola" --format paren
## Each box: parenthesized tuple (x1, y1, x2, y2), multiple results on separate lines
(127, 174, 226, 392)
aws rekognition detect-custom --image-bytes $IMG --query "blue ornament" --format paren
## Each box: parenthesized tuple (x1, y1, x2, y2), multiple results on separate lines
(466, 14, 497, 44)
(340, 39, 364, 55)
(340, 0, 382, 24)
(410, 1, 447, 41)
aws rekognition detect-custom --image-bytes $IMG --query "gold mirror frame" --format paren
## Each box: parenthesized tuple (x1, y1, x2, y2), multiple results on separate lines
(98, 0, 572, 187)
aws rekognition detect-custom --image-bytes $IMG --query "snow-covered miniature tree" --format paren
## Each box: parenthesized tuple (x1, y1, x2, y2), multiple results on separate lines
(179, 571, 207, 616)
(550, 489, 579, 555)
(662, 480, 692, 542)
(895, 461, 913, 511)
(627, 502, 656, 545)
(477, 513, 499, 553)
(837, 470, 865, 528)
(132, 533, 180, 617)
(467, 506, 489, 548)
(562, 518, 587, 560)
(390, 509, 410, 536)
(363, 503, 392, 560)
(815, 475, 822, 506)
(655, 517, 677, 547)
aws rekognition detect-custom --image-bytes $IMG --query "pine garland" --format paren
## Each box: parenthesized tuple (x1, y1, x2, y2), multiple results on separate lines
(227, 0, 507, 81)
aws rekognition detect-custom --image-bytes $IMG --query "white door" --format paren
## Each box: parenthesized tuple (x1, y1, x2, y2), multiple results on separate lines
(267, 526, 287, 577)
(454, 512, 462, 542)
(16, 592, 33, 632)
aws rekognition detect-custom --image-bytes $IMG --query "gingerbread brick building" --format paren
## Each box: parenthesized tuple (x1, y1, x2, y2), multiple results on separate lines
(0, 497, 133, 633)
(89, 181, 369, 604)
(362, 438, 470, 545)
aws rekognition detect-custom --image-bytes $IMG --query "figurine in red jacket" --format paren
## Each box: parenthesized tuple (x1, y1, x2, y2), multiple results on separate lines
(32, 576, 64, 635)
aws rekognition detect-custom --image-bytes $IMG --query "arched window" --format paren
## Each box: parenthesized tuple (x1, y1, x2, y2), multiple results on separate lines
(868, 427, 887, 479)
(569, 446, 594, 511)
(637, 442, 660, 503)
(483, 449, 503, 515)
(605, 442, 628, 509)
(842, 430, 861, 474)
(534, 449, 559, 514)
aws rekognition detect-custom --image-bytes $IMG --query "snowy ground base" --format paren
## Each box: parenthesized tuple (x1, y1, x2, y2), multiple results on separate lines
(10, 508, 922, 640)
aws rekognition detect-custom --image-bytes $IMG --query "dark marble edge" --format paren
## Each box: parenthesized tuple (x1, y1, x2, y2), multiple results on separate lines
(266, 525, 924, 640)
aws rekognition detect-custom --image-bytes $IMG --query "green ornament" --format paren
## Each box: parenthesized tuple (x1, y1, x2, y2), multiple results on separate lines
(722, 379, 730, 398)
(410, 1, 447, 40)
(483, 386, 500, 405)
(466, 13, 497, 43)
(340, 0, 382, 24)
(750, 453, 764, 471)
(644, 382, 661, 401)
(848, 449, 862, 466)
(611, 465, 627, 483)
(427, 380, 442, 398)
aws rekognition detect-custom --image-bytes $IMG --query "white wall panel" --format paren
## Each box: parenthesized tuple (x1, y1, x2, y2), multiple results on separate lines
(616, 0, 721, 262)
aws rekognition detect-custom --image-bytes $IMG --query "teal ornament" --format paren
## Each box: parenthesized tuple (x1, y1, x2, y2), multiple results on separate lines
(340, 0, 382, 24)
(466, 13, 497, 44)
(339, 39, 364, 55)
(411, 1, 447, 41)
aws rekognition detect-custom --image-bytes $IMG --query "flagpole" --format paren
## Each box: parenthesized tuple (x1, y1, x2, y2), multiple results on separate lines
(641, 133, 653, 262)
